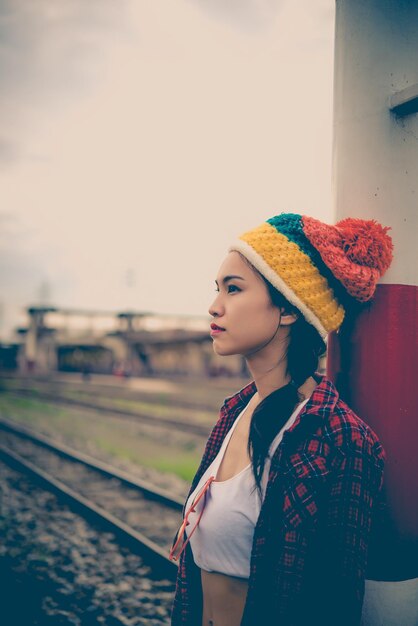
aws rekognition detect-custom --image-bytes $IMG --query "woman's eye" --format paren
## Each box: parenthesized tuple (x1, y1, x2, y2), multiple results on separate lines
(213, 285, 240, 294)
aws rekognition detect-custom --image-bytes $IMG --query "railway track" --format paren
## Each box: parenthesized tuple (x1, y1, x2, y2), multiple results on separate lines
(1, 373, 234, 412)
(0, 418, 183, 582)
(2, 386, 212, 437)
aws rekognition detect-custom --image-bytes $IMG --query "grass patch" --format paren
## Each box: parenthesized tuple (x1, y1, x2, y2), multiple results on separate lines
(0, 394, 67, 417)
(93, 432, 202, 482)
(81, 396, 215, 424)
(151, 457, 200, 482)
(2, 385, 216, 425)
(0, 391, 203, 484)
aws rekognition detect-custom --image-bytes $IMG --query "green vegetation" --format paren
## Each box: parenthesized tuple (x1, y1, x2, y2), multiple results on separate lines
(0, 391, 203, 484)
(61, 392, 215, 425)
(0, 379, 223, 425)
(151, 457, 200, 482)
(95, 438, 199, 483)
(0, 394, 70, 425)
(1, 375, 240, 413)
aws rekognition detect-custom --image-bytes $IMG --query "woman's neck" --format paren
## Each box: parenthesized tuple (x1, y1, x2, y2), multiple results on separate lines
(246, 357, 290, 402)
(246, 358, 319, 403)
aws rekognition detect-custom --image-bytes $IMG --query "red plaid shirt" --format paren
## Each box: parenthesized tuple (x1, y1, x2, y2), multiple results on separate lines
(171, 376, 386, 626)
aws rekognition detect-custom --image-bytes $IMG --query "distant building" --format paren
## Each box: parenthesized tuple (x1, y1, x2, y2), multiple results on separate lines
(6, 306, 246, 378)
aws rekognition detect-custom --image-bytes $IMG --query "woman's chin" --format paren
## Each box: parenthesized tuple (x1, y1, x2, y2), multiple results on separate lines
(212, 342, 239, 357)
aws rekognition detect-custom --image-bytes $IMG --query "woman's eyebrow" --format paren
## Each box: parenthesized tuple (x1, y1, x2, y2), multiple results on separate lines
(215, 275, 245, 286)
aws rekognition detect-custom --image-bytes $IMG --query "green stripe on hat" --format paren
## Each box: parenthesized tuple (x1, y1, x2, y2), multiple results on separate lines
(267, 213, 350, 306)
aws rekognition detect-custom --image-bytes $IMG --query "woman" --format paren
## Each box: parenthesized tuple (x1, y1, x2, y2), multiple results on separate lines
(170, 213, 393, 626)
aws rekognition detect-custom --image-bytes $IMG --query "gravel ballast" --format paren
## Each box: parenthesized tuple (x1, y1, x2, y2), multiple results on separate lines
(0, 460, 175, 626)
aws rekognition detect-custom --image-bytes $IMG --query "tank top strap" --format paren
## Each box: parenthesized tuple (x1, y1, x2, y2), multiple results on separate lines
(187, 402, 251, 507)
(208, 401, 250, 477)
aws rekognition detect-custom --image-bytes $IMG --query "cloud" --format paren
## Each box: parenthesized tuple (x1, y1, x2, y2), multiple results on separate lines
(0, 137, 19, 165)
(0, 0, 129, 164)
(0, 0, 335, 339)
(190, 0, 334, 36)
(190, 0, 284, 32)
(0, 211, 73, 338)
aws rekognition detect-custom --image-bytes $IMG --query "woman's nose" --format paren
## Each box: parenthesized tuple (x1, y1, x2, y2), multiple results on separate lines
(208, 294, 224, 318)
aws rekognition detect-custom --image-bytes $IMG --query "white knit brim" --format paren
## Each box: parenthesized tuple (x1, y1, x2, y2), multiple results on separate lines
(229, 239, 328, 340)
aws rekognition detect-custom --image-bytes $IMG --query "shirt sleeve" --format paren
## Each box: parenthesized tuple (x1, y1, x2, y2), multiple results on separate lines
(302, 439, 386, 626)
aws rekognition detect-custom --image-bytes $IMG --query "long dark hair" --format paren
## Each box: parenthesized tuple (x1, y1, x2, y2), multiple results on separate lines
(243, 263, 326, 496)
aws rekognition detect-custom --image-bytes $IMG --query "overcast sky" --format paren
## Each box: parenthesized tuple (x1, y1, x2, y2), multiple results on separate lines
(0, 0, 335, 339)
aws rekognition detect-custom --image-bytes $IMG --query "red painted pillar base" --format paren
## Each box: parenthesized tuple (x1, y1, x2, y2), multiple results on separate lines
(327, 284, 418, 581)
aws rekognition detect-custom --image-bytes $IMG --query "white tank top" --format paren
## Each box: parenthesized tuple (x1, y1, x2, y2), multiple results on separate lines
(184, 396, 310, 579)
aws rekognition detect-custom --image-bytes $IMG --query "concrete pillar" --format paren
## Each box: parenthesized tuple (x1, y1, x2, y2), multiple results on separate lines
(330, 1, 418, 623)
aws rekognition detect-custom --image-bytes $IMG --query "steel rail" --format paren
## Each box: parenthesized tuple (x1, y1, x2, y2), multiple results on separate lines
(1, 374, 225, 412)
(0, 417, 183, 511)
(0, 444, 178, 582)
(3, 388, 210, 437)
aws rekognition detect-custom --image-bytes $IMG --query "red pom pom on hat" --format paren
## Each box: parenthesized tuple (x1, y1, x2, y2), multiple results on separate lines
(302, 216, 394, 302)
(336, 218, 393, 274)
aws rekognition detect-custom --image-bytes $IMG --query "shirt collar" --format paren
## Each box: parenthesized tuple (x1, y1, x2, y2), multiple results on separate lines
(222, 375, 340, 436)
(222, 379, 257, 413)
(283, 375, 340, 442)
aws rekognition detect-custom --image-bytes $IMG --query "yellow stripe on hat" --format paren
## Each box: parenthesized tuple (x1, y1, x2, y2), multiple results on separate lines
(230, 222, 345, 337)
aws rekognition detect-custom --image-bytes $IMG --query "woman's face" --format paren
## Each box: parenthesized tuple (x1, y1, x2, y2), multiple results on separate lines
(208, 251, 285, 357)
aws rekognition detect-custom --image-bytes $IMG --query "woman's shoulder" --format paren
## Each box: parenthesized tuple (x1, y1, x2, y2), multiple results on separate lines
(277, 379, 385, 490)
(312, 378, 386, 464)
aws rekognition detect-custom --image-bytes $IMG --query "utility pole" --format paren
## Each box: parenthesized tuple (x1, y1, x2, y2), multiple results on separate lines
(329, 1, 418, 624)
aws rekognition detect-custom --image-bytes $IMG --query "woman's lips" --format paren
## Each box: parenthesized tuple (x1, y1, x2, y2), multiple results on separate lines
(210, 323, 226, 336)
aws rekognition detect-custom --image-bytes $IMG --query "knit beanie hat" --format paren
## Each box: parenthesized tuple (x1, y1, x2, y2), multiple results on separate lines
(229, 213, 393, 339)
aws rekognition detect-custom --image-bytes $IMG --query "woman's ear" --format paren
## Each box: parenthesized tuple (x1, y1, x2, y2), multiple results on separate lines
(279, 308, 299, 327)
